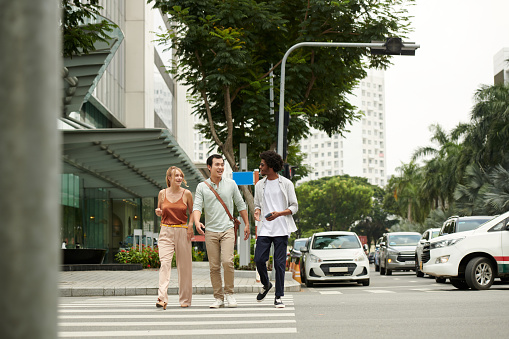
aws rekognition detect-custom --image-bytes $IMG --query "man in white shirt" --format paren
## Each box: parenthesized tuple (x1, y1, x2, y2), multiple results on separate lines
(253, 151, 298, 308)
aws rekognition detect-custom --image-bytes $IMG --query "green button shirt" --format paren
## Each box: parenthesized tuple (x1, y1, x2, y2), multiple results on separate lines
(193, 177, 247, 233)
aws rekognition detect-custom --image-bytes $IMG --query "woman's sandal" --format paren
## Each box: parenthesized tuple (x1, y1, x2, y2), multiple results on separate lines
(156, 299, 167, 310)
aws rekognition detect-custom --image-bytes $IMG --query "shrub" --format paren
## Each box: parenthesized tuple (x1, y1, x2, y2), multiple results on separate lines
(115, 245, 161, 269)
(115, 245, 205, 268)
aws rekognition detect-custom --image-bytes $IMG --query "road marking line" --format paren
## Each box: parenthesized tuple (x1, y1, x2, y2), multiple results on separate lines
(59, 320, 297, 327)
(59, 307, 295, 313)
(58, 313, 296, 320)
(364, 290, 396, 294)
(58, 328, 297, 337)
(59, 303, 295, 308)
(318, 291, 343, 295)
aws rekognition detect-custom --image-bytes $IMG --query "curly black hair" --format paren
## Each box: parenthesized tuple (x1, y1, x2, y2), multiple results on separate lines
(260, 150, 283, 172)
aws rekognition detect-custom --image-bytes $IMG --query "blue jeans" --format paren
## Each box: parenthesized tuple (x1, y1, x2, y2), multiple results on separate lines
(254, 236, 288, 298)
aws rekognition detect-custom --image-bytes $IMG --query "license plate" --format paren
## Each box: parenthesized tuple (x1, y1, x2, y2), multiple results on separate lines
(330, 267, 348, 273)
(407, 261, 415, 265)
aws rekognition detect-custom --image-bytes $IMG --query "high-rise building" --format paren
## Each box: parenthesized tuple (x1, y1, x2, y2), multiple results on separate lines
(300, 69, 387, 186)
(494, 48, 509, 85)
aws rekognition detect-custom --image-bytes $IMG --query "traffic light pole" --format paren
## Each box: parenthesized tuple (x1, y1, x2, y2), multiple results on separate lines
(276, 41, 420, 157)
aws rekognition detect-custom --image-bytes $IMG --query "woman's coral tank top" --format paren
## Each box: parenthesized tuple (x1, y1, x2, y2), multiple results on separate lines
(161, 190, 188, 225)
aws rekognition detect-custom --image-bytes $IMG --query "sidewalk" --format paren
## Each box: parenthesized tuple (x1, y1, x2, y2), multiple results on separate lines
(59, 261, 301, 297)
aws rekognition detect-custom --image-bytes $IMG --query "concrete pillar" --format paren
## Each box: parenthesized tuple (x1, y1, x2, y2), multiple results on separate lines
(0, 1, 60, 338)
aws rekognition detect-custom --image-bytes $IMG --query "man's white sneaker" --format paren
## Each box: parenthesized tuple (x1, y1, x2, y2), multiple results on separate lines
(209, 298, 225, 308)
(225, 294, 237, 308)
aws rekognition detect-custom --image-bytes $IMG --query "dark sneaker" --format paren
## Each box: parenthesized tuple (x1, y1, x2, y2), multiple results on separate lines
(256, 282, 273, 302)
(274, 297, 285, 308)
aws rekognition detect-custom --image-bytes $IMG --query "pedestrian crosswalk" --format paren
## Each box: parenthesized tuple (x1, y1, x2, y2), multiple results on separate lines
(313, 286, 453, 295)
(58, 295, 296, 337)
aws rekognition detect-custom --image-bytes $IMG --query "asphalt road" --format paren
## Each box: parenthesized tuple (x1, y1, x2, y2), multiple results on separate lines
(58, 266, 509, 338)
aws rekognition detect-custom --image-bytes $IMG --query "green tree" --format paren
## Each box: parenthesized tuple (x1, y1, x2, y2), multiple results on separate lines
(385, 162, 429, 223)
(412, 124, 463, 211)
(457, 84, 509, 169)
(296, 176, 374, 233)
(150, 0, 414, 213)
(352, 185, 397, 247)
(61, 0, 115, 57)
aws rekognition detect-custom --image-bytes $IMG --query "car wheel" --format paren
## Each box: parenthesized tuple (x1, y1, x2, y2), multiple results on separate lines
(435, 277, 447, 284)
(305, 278, 314, 288)
(415, 259, 424, 277)
(450, 278, 470, 290)
(361, 279, 370, 286)
(300, 264, 307, 284)
(386, 268, 392, 275)
(465, 257, 495, 290)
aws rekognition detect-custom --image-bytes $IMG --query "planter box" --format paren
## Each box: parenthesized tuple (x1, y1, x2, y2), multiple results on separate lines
(62, 249, 107, 265)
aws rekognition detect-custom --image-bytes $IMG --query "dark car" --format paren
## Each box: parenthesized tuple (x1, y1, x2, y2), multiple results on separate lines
(374, 237, 383, 272)
(368, 252, 375, 264)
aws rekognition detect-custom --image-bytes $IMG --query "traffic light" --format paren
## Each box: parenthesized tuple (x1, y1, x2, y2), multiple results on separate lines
(370, 37, 416, 56)
(283, 163, 298, 180)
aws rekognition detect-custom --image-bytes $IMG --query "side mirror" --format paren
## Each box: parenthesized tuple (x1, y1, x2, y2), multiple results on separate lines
(300, 246, 309, 253)
(363, 244, 369, 251)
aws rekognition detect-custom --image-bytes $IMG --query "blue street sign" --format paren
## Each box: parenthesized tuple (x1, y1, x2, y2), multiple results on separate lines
(232, 171, 254, 185)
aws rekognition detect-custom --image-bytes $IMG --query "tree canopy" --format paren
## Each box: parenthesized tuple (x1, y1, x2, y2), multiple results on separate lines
(150, 0, 414, 213)
(295, 175, 374, 235)
(61, 0, 114, 57)
(387, 83, 509, 230)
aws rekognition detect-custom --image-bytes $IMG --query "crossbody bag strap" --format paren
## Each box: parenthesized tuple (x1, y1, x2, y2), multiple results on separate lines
(203, 181, 235, 222)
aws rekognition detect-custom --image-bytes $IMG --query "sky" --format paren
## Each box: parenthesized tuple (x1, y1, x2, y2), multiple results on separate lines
(384, 0, 509, 176)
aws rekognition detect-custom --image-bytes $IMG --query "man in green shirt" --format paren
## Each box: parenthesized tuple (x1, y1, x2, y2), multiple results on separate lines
(193, 154, 250, 308)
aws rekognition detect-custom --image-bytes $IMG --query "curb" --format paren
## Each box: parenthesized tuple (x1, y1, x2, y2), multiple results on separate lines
(59, 279, 301, 297)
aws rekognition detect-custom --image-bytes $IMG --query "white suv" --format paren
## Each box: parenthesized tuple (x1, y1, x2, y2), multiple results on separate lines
(423, 212, 509, 290)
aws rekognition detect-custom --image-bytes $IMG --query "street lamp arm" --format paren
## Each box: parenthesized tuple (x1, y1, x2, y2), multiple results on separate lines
(276, 41, 419, 156)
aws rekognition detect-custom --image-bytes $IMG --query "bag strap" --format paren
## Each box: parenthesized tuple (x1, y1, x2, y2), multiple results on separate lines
(203, 181, 236, 222)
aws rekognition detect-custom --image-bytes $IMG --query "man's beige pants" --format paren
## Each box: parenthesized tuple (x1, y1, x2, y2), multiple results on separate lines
(158, 226, 192, 306)
(205, 227, 235, 300)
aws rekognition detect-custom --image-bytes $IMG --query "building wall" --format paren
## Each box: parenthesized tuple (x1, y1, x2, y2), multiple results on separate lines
(493, 48, 509, 85)
(300, 69, 387, 187)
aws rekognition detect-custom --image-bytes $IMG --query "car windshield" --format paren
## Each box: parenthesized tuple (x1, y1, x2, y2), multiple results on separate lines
(431, 231, 440, 239)
(312, 235, 360, 249)
(387, 234, 421, 246)
(457, 219, 490, 232)
(294, 240, 307, 250)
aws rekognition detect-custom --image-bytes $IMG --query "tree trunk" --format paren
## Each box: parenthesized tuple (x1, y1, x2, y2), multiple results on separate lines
(219, 87, 256, 221)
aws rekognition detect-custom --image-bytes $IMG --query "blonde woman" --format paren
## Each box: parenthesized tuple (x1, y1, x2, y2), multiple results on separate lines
(155, 166, 194, 309)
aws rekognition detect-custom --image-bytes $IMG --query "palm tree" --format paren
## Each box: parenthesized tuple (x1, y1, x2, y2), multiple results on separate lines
(412, 124, 463, 211)
(390, 162, 428, 223)
(482, 165, 509, 214)
(459, 84, 509, 169)
(453, 163, 490, 215)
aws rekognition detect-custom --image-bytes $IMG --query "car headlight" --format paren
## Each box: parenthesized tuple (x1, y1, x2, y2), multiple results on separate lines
(430, 237, 464, 249)
(354, 252, 366, 262)
(309, 254, 322, 263)
(387, 248, 399, 255)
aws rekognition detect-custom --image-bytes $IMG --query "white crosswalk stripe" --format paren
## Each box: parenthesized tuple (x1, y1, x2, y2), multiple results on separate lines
(58, 295, 297, 337)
